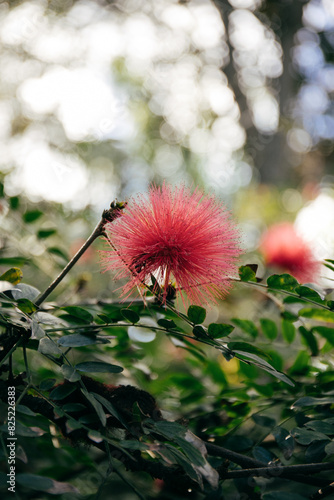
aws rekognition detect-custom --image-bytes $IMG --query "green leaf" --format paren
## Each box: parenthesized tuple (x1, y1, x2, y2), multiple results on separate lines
(47, 246, 69, 262)
(61, 365, 81, 382)
(187, 305, 206, 324)
(305, 420, 334, 435)
(22, 210, 43, 223)
(299, 308, 334, 323)
(31, 321, 45, 340)
(16, 405, 37, 416)
(252, 415, 276, 427)
(281, 319, 295, 344)
(238, 264, 257, 282)
(295, 285, 324, 303)
(49, 384, 76, 400)
(92, 392, 129, 429)
(174, 436, 206, 467)
(290, 427, 329, 445)
(33, 311, 67, 326)
(16, 474, 77, 494)
(61, 306, 93, 323)
(0, 257, 30, 266)
(80, 389, 106, 427)
(232, 318, 258, 338)
(39, 379, 56, 391)
(267, 273, 299, 292)
(299, 326, 318, 355)
(58, 334, 110, 347)
(193, 325, 208, 339)
(157, 318, 177, 329)
(260, 318, 278, 340)
(75, 361, 123, 373)
(312, 326, 334, 345)
(327, 300, 334, 310)
(0, 267, 23, 284)
(289, 350, 309, 375)
(16, 298, 37, 314)
(121, 308, 140, 324)
(208, 323, 234, 338)
(37, 228, 57, 239)
(291, 396, 334, 408)
(38, 337, 63, 357)
(272, 427, 295, 459)
(9, 196, 19, 209)
(11, 284, 40, 301)
(228, 342, 270, 360)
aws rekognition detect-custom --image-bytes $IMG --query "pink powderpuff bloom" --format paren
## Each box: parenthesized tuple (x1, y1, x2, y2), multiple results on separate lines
(102, 183, 242, 305)
(260, 222, 320, 283)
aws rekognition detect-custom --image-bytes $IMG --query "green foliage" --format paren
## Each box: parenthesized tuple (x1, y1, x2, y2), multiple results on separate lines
(1, 202, 334, 499)
(187, 305, 206, 324)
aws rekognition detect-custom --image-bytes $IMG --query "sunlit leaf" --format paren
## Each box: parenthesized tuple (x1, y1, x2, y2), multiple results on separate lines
(291, 396, 334, 408)
(238, 264, 257, 282)
(157, 318, 177, 329)
(0, 267, 23, 284)
(17, 298, 37, 314)
(38, 337, 63, 357)
(295, 285, 324, 303)
(299, 308, 334, 323)
(267, 273, 299, 292)
(11, 284, 40, 301)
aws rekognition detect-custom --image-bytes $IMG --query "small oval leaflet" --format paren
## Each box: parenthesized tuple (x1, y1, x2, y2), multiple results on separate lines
(121, 308, 140, 324)
(157, 318, 177, 329)
(267, 273, 299, 292)
(208, 323, 234, 338)
(75, 361, 123, 373)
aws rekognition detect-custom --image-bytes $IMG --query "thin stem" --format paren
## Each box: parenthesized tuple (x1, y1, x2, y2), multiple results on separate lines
(234, 278, 332, 311)
(0, 338, 24, 368)
(35, 220, 104, 306)
(35, 200, 126, 307)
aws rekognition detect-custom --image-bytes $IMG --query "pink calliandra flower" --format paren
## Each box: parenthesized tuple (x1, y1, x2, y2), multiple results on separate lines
(101, 183, 242, 306)
(259, 222, 320, 283)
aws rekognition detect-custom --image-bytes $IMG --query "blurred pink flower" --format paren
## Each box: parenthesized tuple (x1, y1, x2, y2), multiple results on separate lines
(102, 183, 242, 305)
(260, 222, 320, 283)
